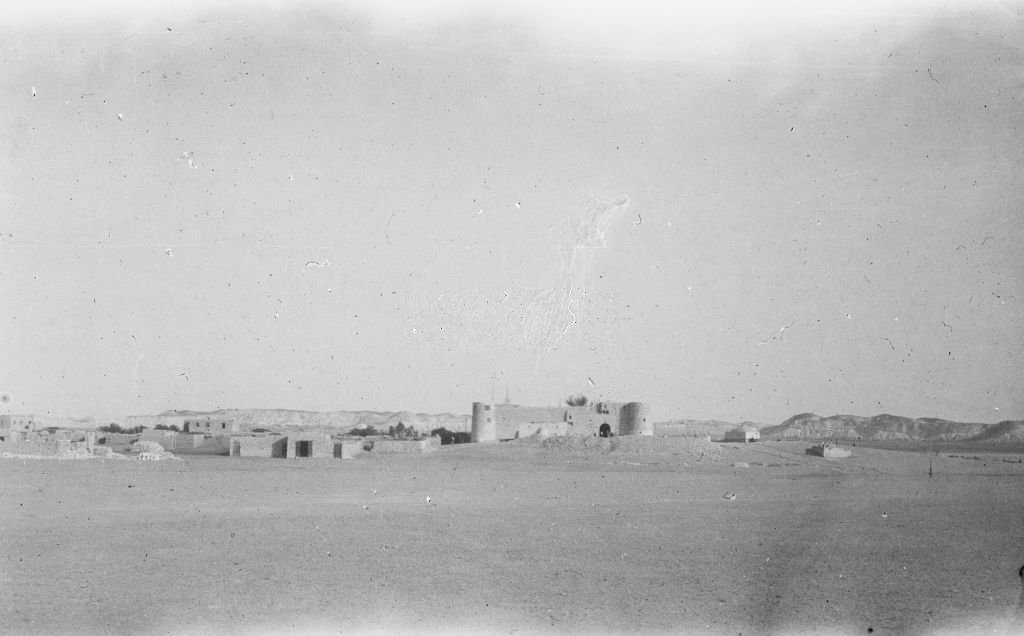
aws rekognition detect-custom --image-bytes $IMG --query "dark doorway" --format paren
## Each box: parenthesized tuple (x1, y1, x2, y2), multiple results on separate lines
(295, 440, 312, 458)
(599, 423, 612, 438)
(271, 437, 288, 458)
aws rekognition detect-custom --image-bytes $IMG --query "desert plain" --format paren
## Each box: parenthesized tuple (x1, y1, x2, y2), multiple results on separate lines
(2, 438, 1023, 636)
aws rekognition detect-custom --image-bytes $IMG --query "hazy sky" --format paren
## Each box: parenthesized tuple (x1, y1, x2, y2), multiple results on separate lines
(2, 0, 1022, 423)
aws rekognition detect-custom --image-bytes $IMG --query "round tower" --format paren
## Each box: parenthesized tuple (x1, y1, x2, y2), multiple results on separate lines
(618, 402, 652, 436)
(471, 402, 497, 442)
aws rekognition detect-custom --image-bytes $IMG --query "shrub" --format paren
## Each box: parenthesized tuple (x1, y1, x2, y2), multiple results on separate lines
(430, 427, 471, 445)
(565, 394, 589, 407)
(348, 425, 379, 437)
(103, 424, 145, 434)
(388, 422, 419, 439)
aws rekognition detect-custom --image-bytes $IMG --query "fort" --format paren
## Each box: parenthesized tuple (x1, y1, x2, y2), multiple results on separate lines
(470, 400, 651, 442)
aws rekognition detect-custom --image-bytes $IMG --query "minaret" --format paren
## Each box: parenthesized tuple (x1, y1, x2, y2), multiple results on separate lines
(1017, 565, 1024, 620)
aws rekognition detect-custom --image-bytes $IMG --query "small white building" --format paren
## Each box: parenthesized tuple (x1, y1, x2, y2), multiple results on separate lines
(723, 424, 760, 443)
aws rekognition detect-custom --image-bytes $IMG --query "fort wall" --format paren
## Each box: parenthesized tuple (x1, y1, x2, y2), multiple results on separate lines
(374, 438, 441, 454)
(471, 400, 651, 440)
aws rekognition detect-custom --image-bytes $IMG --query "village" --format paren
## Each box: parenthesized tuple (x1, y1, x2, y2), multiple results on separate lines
(2, 398, 741, 462)
(0, 410, 445, 461)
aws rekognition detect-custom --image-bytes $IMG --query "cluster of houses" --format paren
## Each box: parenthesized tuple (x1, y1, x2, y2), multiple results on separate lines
(0, 412, 442, 459)
(228, 431, 441, 458)
(130, 415, 442, 458)
(0, 414, 102, 458)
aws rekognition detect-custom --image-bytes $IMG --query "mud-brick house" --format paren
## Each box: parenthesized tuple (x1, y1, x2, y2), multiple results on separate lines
(286, 432, 334, 458)
(0, 414, 37, 443)
(230, 434, 288, 458)
(183, 416, 239, 435)
(284, 432, 335, 456)
(229, 432, 336, 458)
(723, 424, 760, 443)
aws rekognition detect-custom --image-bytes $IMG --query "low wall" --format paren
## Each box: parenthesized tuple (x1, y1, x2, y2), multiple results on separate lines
(512, 421, 575, 439)
(374, 438, 441, 454)
(821, 446, 852, 458)
(0, 439, 57, 455)
(102, 433, 140, 446)
(140, 430, 178, 448)
(0, 438, 98, 458)
(176, 434, 208, 449)
(335, 439, 366, 459)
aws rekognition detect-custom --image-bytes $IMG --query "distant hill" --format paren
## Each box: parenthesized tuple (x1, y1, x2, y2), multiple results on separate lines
(654, 419, 765, 439)
(965, 420, 1024, 443)
(130, 409, 471, 434)
(32, 415, 112, 430)
(759, 413, 1013, 442)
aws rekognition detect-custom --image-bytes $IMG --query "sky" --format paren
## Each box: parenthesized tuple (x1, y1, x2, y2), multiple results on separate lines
(1, 0, 1022, 424)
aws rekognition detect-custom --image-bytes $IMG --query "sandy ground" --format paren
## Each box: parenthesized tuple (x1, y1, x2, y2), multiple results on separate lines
(1, 439, 1023, 636)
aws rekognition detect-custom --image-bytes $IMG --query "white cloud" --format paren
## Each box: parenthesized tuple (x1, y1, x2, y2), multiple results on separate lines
(338, 0, 988, 62)
(3, 0, 993, 62)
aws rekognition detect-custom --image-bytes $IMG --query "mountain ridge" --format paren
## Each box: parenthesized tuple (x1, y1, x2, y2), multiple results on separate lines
(760, 413, 1022, 442)
(656, 413, 1024, 442)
